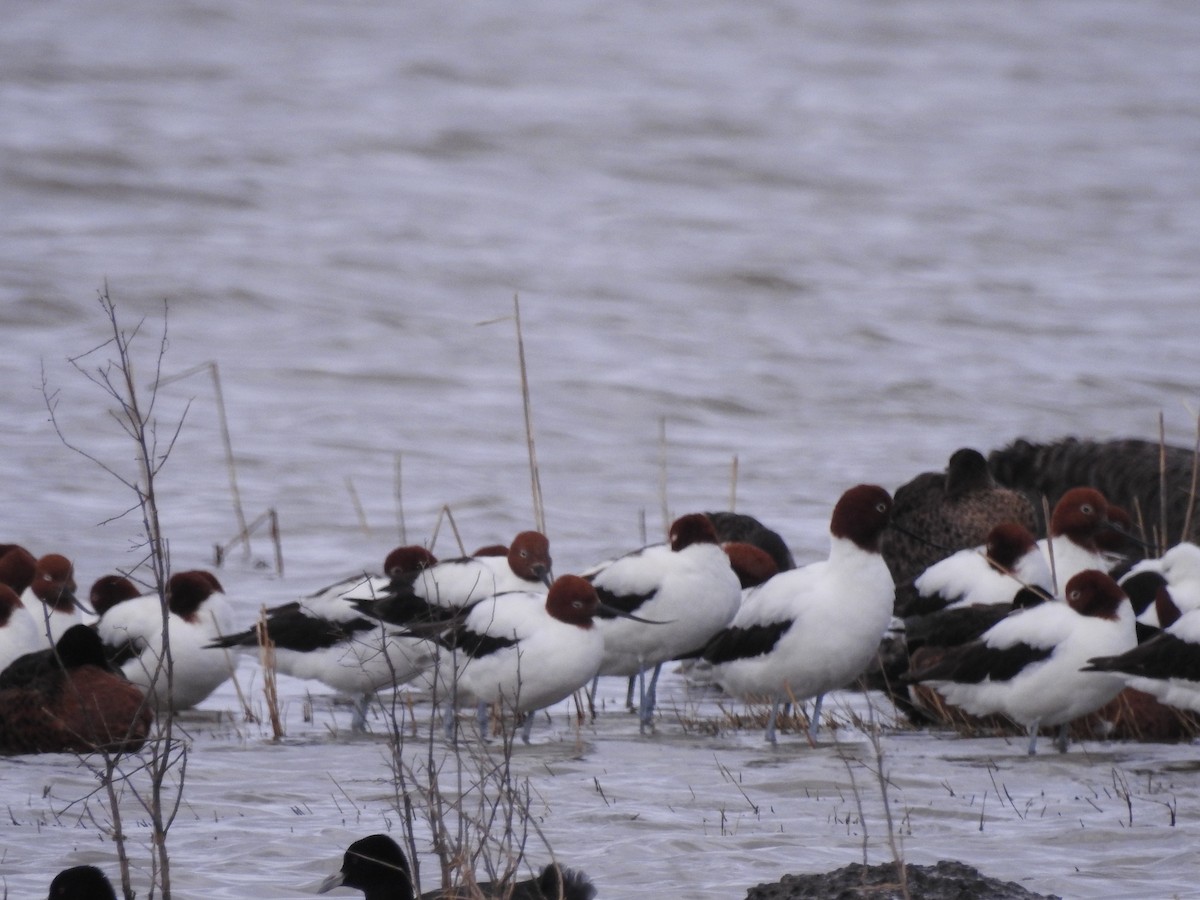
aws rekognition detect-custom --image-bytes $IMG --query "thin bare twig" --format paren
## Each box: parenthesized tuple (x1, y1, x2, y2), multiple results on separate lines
(42, 287, 190, 898)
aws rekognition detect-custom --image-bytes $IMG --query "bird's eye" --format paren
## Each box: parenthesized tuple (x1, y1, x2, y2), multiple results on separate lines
(519, 549, 529, 558)
(876, 503, 887, 513)
(1081, 504, 1093, 515)
(1069, 589, 1081, 601)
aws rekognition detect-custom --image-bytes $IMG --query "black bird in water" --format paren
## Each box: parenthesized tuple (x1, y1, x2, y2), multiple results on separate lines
(319, 834, 596, 900)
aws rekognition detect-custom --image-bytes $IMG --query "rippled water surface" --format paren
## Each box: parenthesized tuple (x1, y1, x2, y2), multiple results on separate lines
(2, 1, 1200, 896)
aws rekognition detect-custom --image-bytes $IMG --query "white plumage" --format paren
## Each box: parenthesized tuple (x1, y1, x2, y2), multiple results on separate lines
(703, 484, 895, 743)
(909, 570, 1136, 754)
(0, 585, 39, 672)
(449, 575, 615, 742)
(914, 522, 1052, 611)
(584, 513, 741, 731)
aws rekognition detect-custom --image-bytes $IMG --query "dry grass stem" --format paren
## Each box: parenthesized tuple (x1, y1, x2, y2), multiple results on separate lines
(513, 294, 546, 534)
(346, 475, 371, 535)
(429, 505, 468, 557)
(658, 416, 669, 538)
(1042, 495, 1057, 594)
(395, 451, 408, 544)
(159, 360, 249, 555)
(1185, 411, 1200, 542)
(214, 507, 285, 575)
(1159, 412, 1169, 555)
(256, 608, 285, 741)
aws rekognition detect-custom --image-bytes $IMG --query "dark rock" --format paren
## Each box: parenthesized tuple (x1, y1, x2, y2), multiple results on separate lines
(745, 860, 1060, 900)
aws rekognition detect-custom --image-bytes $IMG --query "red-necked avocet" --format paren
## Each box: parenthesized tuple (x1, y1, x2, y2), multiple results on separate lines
(437, 574, 659, 742)
(0, 583, 39, 671)
(354, 532, 553, 629)
(96, 570, 238, 711)
(20, 553, 81, 646)
(904, 569, 1136, 754)
(583, 513, 742, 733)
(701, 484, 895, 743)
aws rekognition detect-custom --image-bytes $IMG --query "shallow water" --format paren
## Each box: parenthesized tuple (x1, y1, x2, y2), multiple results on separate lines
(4, 670, 1200, 899)
(3, 0, 1200, 896)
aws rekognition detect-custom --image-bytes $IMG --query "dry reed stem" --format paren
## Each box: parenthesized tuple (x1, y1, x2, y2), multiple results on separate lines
(346, 474, 371, 535)
(658, 416, 669, 538)
(513, 294, 547, 535)
(267, 508, 284, 576)
(1131, 498, 1148, 551)
(395, 451, 407, 544)
(1185, 411, 1200, 542)
(214, 506, 285, 575)
(429, 504, 468, 557)
(256, 608, 284, 741)
(159, 360, 249, 554)
(1159, 412, 1169, 556)
(1042, 495, 1057, 594)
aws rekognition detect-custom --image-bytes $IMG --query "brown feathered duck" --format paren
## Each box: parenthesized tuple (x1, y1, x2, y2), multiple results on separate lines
(882, 448, 1038, 617)
(0, 623, 153, 755)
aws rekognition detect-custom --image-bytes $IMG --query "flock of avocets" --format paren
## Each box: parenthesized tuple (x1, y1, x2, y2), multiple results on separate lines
(5, 460, 1200, 760)
(8, 438, 1200, 897)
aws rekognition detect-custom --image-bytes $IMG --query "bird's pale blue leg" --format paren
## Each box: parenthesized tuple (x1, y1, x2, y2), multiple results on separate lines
(625, 675, 637, 710)
(350, 693, 371, 732)
(765, 698, 780, 744)
(1026, 721, 1041, 756)
(585, 675, 600, 721)
(1054, 723, 1070, 754)
(807, 693, 824, 743)
(636, 665, 649, 734)
(521, 710, 536, 744)
(640, 663, 663, 730)
(441, 654, 459, 741)
(476, 701, 490, 741)
(647, 663, 663, 712)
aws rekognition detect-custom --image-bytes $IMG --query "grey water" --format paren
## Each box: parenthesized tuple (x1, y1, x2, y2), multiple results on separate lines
(2, 1, 1200, 895)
